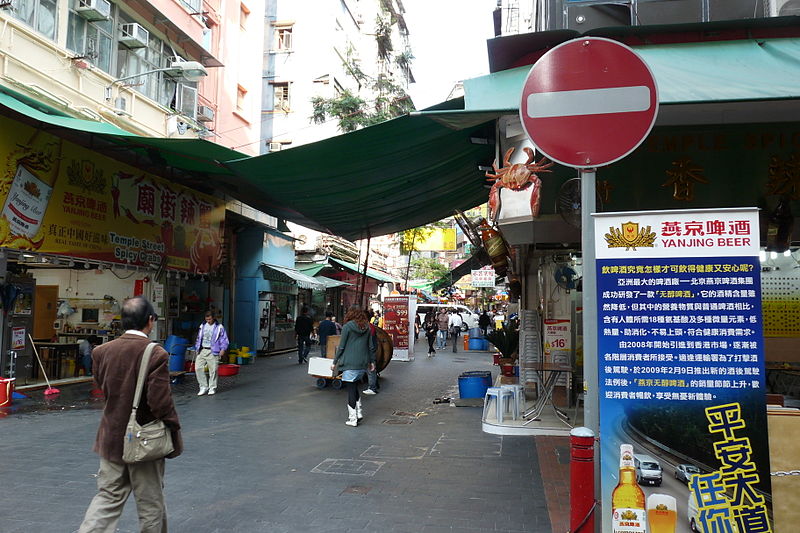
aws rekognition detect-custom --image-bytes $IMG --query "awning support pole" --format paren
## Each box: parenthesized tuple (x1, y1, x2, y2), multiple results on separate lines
(358, 233, 371, 309)
(403, 229, 418, 293)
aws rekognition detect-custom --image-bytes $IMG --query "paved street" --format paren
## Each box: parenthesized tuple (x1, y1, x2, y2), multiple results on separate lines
(1, 340, 560, 533)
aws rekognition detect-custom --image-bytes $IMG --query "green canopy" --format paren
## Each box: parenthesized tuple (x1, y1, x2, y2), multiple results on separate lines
(222, 114, 495, 240)
(0, 85, 245, 194)
(328, 257, 400, 284)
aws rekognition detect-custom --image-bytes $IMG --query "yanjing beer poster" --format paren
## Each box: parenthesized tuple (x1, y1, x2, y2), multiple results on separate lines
(595, 208, 772, 533)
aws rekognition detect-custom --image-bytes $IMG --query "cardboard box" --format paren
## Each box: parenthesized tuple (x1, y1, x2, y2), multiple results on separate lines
(308, 356, 334, 377)
(325, 335, 340, 359)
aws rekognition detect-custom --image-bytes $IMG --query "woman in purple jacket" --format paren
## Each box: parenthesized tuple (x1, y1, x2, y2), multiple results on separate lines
(194, 310, 230, 395)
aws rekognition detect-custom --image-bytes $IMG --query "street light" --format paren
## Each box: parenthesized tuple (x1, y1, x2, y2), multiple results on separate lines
(104, 60, 208, 101)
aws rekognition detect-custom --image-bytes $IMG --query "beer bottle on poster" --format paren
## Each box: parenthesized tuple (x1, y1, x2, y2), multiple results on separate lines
(611, 444, 646, 533)
(1, 129, 61, 240)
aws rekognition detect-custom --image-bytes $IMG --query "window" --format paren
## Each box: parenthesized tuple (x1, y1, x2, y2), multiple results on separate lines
(115, 16, 190, 110)
(236, 84, 247, 112)
(275, 24, 292, 51)
(179, 0, 201, 11)
(67, 3, 113, 73)
(272, 82, 290, 112)
(11, 0, 58, 39)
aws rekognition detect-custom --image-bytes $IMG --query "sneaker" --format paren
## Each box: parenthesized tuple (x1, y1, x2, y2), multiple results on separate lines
(362, 389, 377, 395)
(208, 388, 216, 395)
(197, 387, 208, 396)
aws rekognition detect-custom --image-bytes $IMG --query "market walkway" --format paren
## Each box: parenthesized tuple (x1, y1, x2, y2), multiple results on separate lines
(1, 339, 569, 533)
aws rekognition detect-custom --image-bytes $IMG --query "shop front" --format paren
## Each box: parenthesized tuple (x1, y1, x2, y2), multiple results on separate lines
(0, 116, 226, 386)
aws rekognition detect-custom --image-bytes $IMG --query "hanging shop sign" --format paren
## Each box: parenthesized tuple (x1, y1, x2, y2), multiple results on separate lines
(594, 208, 771, 533)
(383, 295, 416, 362)
(0, 118, 225, 273)
(471, 267, 495, 288)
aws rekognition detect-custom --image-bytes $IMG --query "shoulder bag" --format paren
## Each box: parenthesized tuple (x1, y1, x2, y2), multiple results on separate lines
(122, 342, 175, 464)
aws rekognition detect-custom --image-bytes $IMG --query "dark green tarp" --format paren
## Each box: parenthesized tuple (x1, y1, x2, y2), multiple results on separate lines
(222, 114, 495, 240)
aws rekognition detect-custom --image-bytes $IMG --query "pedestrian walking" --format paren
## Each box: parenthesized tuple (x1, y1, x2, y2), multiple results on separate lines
(449, 309, 464, 353)
(295, 306, 313, 364)
(317, 310, 337, 357)
(362, 321, 380, 395)
(332, 305, 376, 426)
(424, 316, 438, 357)
(479, 310, 491, 337)
(78, 296, 182, 533)
(193, 310, 229, 396)
(435, 308, 449, 349)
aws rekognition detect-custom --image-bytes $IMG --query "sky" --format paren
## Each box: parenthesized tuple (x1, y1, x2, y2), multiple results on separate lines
(401, 0, 498, 110)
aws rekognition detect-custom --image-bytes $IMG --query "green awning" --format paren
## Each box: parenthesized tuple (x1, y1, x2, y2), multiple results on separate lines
(464, 38, 800, 111)
(222, 114, 495, 240)
(314, 276, 352, 289)
(0, 84, 245, 194)
(297, 263, 329, 277)
(260, 263, 325, 290)
(328, 257, 400, 284)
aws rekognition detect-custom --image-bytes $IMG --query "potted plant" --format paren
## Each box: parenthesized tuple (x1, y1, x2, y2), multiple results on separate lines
(485, 329, 519, 368)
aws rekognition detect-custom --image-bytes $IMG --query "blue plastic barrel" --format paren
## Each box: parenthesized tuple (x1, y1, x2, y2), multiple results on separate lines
(468, 327, 483, 339)
(468, 337, 485, 351)
(169, 354, 185, 372)
(458, 371, 493, 399)
(480, 338, 490, 351)
(164, 335, 190, 355)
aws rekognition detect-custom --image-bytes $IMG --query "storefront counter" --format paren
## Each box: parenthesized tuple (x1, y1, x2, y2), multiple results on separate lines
(273, 329, 296, 352)
(32, 342, 80, 380)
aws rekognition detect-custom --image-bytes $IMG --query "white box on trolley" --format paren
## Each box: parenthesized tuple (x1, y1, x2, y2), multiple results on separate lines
(307, 356, 335, 377)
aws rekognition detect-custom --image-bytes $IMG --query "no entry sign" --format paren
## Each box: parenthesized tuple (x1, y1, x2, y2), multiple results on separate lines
(519, 37, 658, 169)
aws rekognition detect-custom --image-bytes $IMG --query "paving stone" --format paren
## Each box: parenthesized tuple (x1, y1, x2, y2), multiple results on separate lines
(0, 341, 556, 532)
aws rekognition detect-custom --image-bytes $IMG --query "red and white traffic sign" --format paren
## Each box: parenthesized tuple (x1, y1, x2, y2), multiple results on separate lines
(519, 37, 658, 169)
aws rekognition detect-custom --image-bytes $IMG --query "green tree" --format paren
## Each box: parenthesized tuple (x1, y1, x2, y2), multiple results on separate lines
(409, 257, 449, 281)
(309, 17, 414, 133)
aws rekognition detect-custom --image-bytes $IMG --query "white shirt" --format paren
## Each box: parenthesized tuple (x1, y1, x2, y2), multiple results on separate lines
(125, 329, 148, 338)
(448, 314, 463, 328)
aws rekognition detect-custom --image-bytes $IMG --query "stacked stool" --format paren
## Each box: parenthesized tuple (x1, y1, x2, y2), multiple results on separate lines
(483, 386, 517, 423)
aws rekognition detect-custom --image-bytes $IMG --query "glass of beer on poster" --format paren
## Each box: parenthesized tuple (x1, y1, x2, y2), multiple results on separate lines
(646, 493, 676, 533)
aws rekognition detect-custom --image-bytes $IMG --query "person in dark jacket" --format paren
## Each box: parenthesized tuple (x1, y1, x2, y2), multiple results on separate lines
(424, 316, 438, 357)
(479, 311, 491, 337)
(332, 305, 376, 426)
(78, 296, 182, 533)
(317, 311, 338, 357)
(294, 306, 313, 364)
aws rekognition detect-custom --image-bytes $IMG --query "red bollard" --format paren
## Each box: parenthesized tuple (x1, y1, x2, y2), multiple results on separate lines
(570, 427, 596, 533)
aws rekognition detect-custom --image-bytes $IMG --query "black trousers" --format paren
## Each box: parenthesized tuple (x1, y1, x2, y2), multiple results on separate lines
(345, 380, 359, 408)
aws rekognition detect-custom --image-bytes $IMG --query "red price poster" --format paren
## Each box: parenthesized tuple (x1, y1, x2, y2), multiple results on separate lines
(544, 319, 571, 386)
(383, 295, 415, 361)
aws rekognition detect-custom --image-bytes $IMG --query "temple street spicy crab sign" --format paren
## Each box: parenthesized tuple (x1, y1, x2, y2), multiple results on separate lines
(519, 37, 659, 169)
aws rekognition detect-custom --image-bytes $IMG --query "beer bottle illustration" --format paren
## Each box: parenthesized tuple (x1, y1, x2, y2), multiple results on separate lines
(1, 128, 61, 242)
(611, 444, 646, 533)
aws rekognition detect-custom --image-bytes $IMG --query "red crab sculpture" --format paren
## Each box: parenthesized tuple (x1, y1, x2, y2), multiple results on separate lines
(485, 147, 553, 221)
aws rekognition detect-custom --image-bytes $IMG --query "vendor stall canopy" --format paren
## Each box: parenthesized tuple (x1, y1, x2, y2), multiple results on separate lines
(2, 17, 798, 242)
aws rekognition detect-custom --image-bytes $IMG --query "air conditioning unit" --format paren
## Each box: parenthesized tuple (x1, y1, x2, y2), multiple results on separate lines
(268, 142, 282, 152)
(76, 0, 111, 21)
(119, 23, 149, 48)
(196, 105, 214, 122)
(176, 84, 198, 119)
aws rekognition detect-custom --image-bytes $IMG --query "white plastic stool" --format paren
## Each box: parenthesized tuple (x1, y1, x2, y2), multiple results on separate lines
(500, 384, 525, 418)
(483, 386, 516, 423)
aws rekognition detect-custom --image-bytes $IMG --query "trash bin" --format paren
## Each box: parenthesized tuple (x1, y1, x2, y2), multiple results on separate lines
(458, 371, 493, 399)
(0, 377, 15, 407)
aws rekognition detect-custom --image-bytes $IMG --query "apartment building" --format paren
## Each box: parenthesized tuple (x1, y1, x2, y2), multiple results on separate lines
(261, 0, 412, 152)
(0, 0, 263, 154)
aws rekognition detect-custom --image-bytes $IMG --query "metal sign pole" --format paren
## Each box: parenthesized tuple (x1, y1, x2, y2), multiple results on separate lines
(580, 168, 600, 532)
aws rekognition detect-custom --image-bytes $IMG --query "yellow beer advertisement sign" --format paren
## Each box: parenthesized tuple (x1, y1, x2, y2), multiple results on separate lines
(0, 118, 224, 273)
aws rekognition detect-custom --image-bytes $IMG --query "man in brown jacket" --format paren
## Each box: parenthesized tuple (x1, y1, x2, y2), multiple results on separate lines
(78, 296, 183, 533)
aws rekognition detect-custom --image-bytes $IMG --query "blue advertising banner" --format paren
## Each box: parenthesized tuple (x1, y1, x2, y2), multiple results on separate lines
(595, 208, 771, 533)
